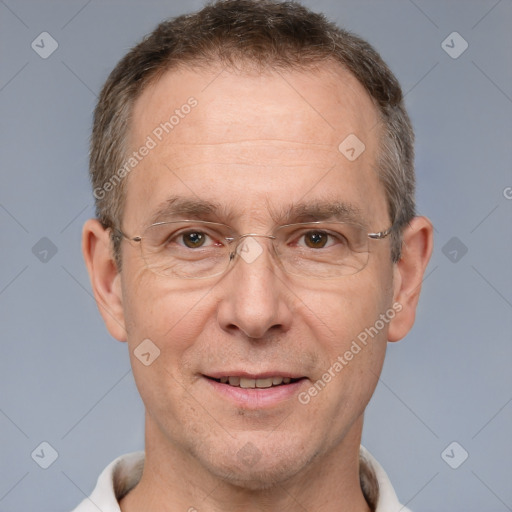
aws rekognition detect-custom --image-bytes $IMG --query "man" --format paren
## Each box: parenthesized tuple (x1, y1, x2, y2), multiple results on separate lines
(75, 0, 433, 510)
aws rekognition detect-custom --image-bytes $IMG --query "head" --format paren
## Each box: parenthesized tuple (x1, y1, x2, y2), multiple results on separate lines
(90, 0, 415, 266)
(83, 0, 432, 491)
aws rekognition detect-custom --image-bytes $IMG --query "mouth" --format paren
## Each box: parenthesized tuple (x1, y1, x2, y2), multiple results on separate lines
(203, 373, 307, 408)
(206, 375, 303, 389)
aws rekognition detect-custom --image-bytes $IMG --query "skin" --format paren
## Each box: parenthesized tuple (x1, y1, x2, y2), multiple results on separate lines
(83, 62, 433, 512)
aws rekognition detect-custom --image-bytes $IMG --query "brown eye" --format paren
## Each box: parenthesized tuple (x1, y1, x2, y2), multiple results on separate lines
(181, 231, 207, 248)
(304, 231, 329, 248)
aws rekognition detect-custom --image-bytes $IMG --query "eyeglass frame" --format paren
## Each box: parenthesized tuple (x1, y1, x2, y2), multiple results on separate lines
(112, 219, 394, 279)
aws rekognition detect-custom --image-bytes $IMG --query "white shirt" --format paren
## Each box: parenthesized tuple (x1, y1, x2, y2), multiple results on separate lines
(72, 446, 411, 512)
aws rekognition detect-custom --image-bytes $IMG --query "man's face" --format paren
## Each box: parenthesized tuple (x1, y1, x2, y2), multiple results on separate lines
(118, 63, 397, 486)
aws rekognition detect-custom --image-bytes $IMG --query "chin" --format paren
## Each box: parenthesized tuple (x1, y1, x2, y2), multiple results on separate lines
(218, 462, 304, 491)
(197, 441, 316, 491)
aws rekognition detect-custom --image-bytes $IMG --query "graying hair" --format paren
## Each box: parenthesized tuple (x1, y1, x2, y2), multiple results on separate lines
(90, 0, 415, 265)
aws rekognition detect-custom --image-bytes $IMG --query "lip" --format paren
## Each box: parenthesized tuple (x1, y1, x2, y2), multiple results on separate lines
(205, 371, 303, 380)
(202, 373, 307, 409)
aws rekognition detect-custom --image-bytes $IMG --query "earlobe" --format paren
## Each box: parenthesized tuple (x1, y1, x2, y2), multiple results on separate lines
(82, 219, 127, 342)
(387, 216, 433, 342)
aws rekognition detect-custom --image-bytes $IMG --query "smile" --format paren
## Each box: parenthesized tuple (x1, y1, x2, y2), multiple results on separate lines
(209, 376, 300, 388)
(202, 372, 307, 408)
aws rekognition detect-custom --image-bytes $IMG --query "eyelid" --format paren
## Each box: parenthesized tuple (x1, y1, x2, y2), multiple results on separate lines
(293, 228, 342, 246)
(150, 220, 364, 242)
(276, 220, 367, 232)
(166, 224, 232, 247)
(277, 222, 353, 235)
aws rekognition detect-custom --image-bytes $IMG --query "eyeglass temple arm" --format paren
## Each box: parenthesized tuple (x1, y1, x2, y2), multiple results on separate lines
(111, 227, 142, 243)
(367, 226, 393, 240)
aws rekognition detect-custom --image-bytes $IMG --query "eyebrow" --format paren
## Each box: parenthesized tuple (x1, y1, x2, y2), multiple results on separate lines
(148, 196, 223, 224)
(267, 199, 366, 226)
(148, 195, 366, 227)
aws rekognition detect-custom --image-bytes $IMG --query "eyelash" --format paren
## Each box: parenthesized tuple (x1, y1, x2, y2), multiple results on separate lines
(170, 229, 342, 249)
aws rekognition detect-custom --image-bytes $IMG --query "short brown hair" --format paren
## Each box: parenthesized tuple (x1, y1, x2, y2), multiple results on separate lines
(90, 0, 415, 264)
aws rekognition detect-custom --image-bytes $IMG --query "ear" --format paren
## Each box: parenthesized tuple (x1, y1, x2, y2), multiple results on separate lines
(387, 216, 433, 342)
(82, 219, 127, 342)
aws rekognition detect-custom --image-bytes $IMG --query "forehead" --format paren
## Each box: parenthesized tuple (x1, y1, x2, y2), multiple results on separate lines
(123, 62, 387, 229)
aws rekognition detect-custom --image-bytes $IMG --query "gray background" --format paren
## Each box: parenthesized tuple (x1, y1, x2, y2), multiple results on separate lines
(1, 0, 511, 511)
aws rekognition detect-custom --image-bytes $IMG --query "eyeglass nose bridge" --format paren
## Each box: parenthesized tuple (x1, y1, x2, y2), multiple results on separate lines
(228, 233, 278, 262)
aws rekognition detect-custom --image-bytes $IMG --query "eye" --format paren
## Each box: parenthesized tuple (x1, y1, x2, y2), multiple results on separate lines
(298, 230, 339, 249)
(179, 230, 209, 248)
(302, 231, 329, 249)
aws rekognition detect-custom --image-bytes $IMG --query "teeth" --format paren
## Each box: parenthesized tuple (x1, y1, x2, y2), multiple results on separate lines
(255, 378, 273, 388)
(240, 378, 256, 388)
(217, 376, 295, 388)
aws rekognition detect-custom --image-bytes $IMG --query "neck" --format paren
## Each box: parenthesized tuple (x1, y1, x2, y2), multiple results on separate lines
(120, 415, 372, 512)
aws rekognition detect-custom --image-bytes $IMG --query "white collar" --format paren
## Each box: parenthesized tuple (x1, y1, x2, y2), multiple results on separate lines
(72, 446, 411, 512)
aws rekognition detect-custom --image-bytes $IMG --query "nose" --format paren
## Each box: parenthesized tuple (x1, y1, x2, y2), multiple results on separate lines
(216, 235, 294, 339)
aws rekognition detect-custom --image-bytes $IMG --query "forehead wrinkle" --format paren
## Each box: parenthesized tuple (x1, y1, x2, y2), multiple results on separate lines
(148, 194, 368, 229)
(163, 163, 339, 175)
(168, 139, 334, 148)
(156, 141, 337, 167)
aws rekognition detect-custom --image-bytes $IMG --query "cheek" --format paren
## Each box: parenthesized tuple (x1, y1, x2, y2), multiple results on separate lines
(292, 273, 394, 347)
(121, 269, 216, 370)
(291, 275, 393, 406)
(121, 276, 217, 422)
